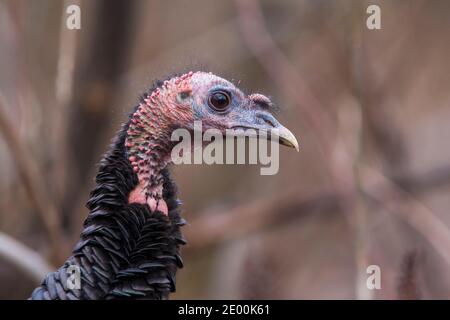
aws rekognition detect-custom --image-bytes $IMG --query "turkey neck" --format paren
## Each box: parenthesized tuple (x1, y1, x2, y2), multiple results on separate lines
(30, 121, 185, 299)
(125, 98, 175, 214)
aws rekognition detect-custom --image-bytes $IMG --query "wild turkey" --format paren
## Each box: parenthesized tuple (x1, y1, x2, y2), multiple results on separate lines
(30, 71, 298, 300)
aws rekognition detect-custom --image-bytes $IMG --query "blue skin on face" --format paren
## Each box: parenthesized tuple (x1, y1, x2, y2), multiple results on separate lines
(192, 84, 268, 132)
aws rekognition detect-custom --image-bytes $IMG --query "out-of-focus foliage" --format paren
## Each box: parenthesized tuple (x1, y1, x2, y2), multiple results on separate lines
(1, 0, 450, 299)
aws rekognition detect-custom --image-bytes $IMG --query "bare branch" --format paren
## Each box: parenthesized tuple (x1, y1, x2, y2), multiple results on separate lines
(233, 0, 372, 298)
(360, 165, 450, 266)
(232, 0, 450, 298)
(0, 232, 54, 284)
(0, 94, 65, 262)
(186, 164, 450, 251)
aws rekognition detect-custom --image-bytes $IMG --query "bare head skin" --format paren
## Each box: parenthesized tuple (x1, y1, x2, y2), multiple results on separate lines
(126, 71, 299, 214)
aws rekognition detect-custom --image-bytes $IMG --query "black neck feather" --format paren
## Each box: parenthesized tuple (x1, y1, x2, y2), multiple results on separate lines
(30, 120, 186, 300)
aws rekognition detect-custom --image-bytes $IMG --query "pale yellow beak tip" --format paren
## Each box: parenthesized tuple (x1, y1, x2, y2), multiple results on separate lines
(277, 126, 299, 152)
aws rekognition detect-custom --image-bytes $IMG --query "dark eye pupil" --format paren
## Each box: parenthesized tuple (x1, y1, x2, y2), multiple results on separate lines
(209, 92, 230, 110)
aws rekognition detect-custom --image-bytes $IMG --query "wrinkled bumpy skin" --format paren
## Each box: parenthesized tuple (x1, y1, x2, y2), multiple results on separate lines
(30, 79, 187, 300)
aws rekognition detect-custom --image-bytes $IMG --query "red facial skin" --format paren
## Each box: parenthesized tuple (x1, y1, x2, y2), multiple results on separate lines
(125, 71, 276, 215)
(126, 72, 196, 215)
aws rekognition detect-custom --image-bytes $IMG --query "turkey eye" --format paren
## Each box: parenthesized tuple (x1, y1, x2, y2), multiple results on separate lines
(208, 91, 231, 111)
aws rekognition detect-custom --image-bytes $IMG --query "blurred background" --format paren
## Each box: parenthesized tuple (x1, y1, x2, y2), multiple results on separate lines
(1, 0, 450, 299)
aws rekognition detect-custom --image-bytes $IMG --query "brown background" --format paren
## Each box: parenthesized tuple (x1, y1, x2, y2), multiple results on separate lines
(0, 0, 449, 299)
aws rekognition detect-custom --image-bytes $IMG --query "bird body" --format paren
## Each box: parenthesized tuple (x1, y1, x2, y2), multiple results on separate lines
(31, 122, 185, 299)
(30, 71, 298, 299)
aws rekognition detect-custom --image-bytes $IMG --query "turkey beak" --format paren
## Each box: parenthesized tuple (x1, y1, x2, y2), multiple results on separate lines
(256, 111, 299, 152)
(231, 111, 299, 152)
(273, 124, 299, 152)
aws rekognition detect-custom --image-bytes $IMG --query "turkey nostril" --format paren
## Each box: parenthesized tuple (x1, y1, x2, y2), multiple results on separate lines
(257, 113, 277, 128)
(263, 118, 275, 127)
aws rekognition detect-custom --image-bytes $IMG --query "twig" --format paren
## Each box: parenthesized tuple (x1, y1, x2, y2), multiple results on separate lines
(360, 165, 450, 266)
(0, 232, 54, 284)
(397, 251, 421, 299)
(233, 0, 334, 151)
(50, 0, 80, 214)
(0, 94, 65, 261)
(61, 0, 137, 232)
(233, 0, 371, 298)
(233, 0, 450, 297)
(186, 164, 450, 251)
